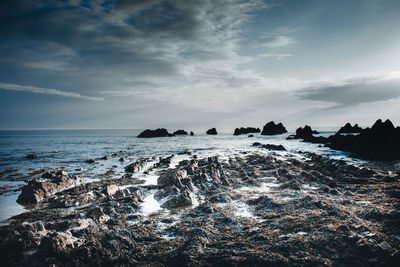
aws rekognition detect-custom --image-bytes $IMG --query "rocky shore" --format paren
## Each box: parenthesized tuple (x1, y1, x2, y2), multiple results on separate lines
(1, 149, 399, 266)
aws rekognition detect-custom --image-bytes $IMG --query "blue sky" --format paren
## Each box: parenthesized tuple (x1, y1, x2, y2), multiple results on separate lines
(1, 0, 400, 130)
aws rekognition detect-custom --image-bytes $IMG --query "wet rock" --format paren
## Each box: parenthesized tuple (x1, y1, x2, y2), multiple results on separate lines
(85, 159, 95, 164)
(206, 128, 217, 135)
(100, 155, 111, 160)
(138, 128, 170, 138)
(252, 142, 286, 151)
(17, 171, 80, 204)
(119, 157, 125, 162)
(125, 159, 146, 173)
(157, 169, 187, 188)
(260, 121, 287, 135)
(161, 189, 194, 208)
(173, 130, 188, 135)
(233, 127, 260, 135)
(190, 131, 194, 136)
(25, 154, 38, 159)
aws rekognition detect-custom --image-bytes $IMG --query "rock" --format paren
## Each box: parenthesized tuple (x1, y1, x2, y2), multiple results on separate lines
(25, 154, 38, 159)
(157, 169, 187, 188)
(100, 155, 111, 160)
(327, 119, 400, 160)
(85, 159, 95, 164)
(17, 170, 80, 204)
(252, 142, 286, 151)
(173, 130, 188, 135)
(233, 127, 260, 135)
(338, 123, 363, 134)
(190, 131, 194, 136)
(125, 160, 146, 173)
(119, 157, 125, 162)
(248, 134, 254, 137)
(105, 185, 119, 196)
(286, 125, 326, 143)
(206, 128, 217, 135)
(161, 189, 194, 208)
(138, 128, 170, 138)
(260, 121, 287, 135)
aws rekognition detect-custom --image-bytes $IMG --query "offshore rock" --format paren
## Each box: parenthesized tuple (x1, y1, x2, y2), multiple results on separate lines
(252, 142, 286, 151)
(287, 125, 326, 143)
(25, 154, 39, 159)
(338, 123, 363, 134)
(173, 130, 188, 135)
(233, 127, 260, 135)
(206, 128, 217, 135)
(261, 121, 287, 135)
(138, 128, 170, 138)
(327, 119, 400, 160)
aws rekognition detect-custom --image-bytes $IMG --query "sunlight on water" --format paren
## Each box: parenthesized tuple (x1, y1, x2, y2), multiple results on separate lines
(140, 192, 162, 216)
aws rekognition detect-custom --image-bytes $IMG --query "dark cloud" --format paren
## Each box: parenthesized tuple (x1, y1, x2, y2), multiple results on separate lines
(298, 78, 400, 107)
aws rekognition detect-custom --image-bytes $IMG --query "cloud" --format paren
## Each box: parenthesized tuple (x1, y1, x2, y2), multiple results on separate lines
(259, 35, 295, 48)
(259, 53, 293, 60)
(297, 75, 400, 107)
(0, 82, 104, 101)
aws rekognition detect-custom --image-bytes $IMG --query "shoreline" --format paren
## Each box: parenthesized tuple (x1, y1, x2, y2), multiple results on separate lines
(0, 150, 399, 266)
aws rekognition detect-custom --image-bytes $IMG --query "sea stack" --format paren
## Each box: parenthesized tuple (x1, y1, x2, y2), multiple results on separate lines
(260, 121, 287, 135)
(138, 128, 170, 138)
(233, 127, 260, 135)
(206, 128, 217, 135)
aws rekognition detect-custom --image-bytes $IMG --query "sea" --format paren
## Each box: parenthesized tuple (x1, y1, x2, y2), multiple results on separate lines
(0, 129, 397, 224)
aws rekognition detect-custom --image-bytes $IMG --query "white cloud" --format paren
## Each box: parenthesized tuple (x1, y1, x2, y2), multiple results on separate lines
(259, 35, 295, 48)
(0, 82, 103, 101)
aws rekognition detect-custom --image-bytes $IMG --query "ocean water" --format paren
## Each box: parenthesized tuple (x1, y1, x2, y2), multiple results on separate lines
(0, 129, 381, 223)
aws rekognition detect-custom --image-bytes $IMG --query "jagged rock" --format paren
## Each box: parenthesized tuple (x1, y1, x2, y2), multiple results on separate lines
(125, 160, 146, 173)
(206, 128, 217, 135)
(287, 125, 325, 143)
(138, 128, 170, 138)
(157, 169, 187, 188)
(161, 189, 194, 208)
(233, 127, 260, 135)
(100, 155, 111, 160)
(17, 171, 80, 204)
(173, 130, 188, 135)
(252, 142, 286, 151)
(260, 121, 287, 135)
(105, 185, 119, 196)
(327, 119, 400, 160)
(338, 123, 363, 134)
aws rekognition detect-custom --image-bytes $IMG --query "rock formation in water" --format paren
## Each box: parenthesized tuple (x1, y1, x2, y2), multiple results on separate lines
(206, 128, 217, 135)
(252, 142, 286, 151)
(327, 119, 400, 160)
(173, 130, 188, 135)
(337, 123, 363, 134)
(233, 127, 261, 135)
(260, 121, 287, 135)
(138, 128, 170, 138)
(287, 125, 325, 143)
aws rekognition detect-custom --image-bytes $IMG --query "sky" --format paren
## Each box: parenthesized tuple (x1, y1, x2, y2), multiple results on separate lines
(1, 0, 400, 130)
